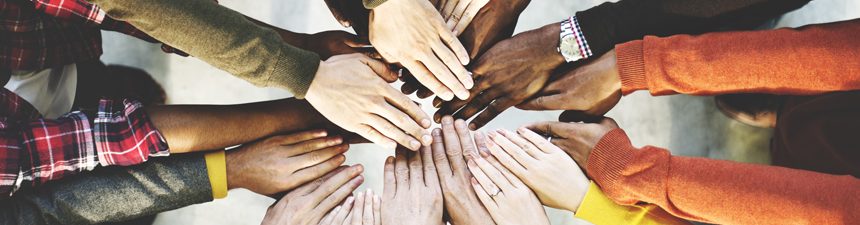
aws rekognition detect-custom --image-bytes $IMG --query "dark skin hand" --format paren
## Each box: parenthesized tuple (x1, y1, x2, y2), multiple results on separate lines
(400, 0, 531, 99)
(246, 16, 377, 61)
(524, 118, 619, 170)
(433, 23, 565, 130)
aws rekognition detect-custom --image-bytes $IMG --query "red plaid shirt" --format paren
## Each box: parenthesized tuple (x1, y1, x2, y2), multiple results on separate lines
(0, 0, 162, 71)
(0, 88, 169, 197)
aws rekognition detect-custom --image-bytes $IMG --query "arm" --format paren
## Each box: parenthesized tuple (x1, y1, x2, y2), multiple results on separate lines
(87, 0, 321, 96)
(616, 18, 860, 96)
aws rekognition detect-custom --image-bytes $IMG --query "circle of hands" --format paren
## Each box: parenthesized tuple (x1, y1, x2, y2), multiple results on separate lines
(259, 0, 626, 224)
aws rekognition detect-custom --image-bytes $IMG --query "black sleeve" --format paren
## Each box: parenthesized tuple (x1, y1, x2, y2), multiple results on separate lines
(0, 153, 213, 225)
(575, 0, 812, 57)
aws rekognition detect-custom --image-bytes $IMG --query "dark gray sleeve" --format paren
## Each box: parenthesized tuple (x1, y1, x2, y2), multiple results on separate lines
(0, 153, 213, 225)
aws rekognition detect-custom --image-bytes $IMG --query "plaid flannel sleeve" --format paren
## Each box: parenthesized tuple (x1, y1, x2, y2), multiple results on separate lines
(27, 0, 161, 43)
(0, 89, 169, 198)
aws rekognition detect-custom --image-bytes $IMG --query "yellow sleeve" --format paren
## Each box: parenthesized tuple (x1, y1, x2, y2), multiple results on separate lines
(575, 182, 689, 225)
(204, 150, 228, 199)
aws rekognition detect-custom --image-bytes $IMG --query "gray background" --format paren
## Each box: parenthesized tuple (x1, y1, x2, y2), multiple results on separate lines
(99, 0, 860, 224)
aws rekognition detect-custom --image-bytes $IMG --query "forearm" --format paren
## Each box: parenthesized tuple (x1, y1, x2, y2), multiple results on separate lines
(576, 0, 810, 58)
(0, 153, 212, 225)
(587, 129, 860, 224)
(147, 98, 329, 153)
(615, 18, 860, 96)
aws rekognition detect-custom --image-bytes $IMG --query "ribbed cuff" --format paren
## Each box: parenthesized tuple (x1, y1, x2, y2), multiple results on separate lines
(363, 0, 388, 9)
(585, 129, 638, 205)
(615, 41, 647, 95)
(267, 44, 321, 99)
(204, 150, 228, 199)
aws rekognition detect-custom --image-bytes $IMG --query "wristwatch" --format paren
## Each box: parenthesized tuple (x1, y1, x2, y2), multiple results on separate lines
(558, 16, 592, 63)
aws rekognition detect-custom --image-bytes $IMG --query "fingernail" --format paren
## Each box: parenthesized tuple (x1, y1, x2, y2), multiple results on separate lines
(334, 206, 341, 212)
(316, 130, 328, 137)
(331, 137, 343, 145)
(353, 164, 364, 173)
(433, 113, 442, 123)
(410, 140, 421, 150)
(356, 191, 364, 198)
(517, 127, 528, 134)
(346, 196, 355, 204)
(421, 119, 432, 128)
(470, 177, 479, 185)
(456, 90, 470, 100)
(442, 116, 453, 125)
(463, 78, 474, 89)
(468, 123, 477, 130)
(432, 128, 442, 136)
(440, 92, 454, 101)
(479, 149, 490, 158)
(422, 135, 433, 145)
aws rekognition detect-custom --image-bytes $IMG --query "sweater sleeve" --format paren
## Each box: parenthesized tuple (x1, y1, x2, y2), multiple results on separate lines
(363, 0, 387, 9)
(575, 182, 691, 225)
(586, 129, 860, 225)
(615, 18, 860, 96)
(87, 0, 321, 97)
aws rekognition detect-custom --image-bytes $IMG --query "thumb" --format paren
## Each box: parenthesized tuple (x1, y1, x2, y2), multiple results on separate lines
(558, 110, 606, 123)
(361, 56, 399, 83)
(516, 94, 563, 111)
(523, 121, 575, 139)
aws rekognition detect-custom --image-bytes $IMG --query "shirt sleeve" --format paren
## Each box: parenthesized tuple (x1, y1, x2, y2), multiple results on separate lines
(614, 18, 860, 96)
(575, 182, 690, 225)
(574, 0, 811, 59)
(586, 129, 860, 225)
(27, 0, 106, 26)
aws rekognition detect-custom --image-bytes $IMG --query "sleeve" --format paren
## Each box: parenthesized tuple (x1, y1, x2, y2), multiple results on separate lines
(574, 0, 811, 58)
(614, 18, 860, 96)
(0, 153, 213, 225)
(28, 0, 106, 26)
(87, 0, 322, 97)
(574, 182, 690, 225)
(363, 0, 388, 9)
(585, 129, 860, 225)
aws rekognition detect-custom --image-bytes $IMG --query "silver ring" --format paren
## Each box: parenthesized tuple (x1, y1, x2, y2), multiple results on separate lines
(489, 189, 501, 197)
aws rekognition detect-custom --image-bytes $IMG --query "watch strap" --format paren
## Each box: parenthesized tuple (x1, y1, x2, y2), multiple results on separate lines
(559, 16, 593, 62)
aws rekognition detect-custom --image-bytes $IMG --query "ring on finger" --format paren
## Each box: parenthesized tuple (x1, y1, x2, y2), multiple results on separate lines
(489, 189, 501, 197)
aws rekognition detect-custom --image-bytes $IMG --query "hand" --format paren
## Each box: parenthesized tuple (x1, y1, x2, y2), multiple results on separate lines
(381, 148, 443, 225)
(319, 189, 381, 225)
(226, 130, 349, 195)
(261, 165, 365, 225)
(305, 53, 432, 151)
(434, 23, 564, 130)
(437, 0, 490, 35)
(481, 129, 589, 212)
(429, 116, 494, 225)
(466, 146, 550, 225)
(518, 50, 623, 120)
(370, 0, 472, 101)
(304, 31, 376, 61)
(322, 0, 371, 36)
(524, 118, 619, 168)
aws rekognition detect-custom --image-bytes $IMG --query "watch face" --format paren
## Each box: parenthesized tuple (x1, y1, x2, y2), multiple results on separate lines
(560, 35, 583, 62)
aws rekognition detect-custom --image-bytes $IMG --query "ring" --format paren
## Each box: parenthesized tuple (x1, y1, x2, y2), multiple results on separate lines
(547, 136, 552, 142)
(489, 189, 501, 197)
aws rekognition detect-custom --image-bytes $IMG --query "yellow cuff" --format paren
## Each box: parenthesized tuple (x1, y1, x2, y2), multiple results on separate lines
(574, 182, 689, 225)
(204, 150, 228, 199)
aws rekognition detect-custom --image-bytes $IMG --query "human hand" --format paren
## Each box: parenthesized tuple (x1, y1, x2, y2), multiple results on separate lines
(322, 0, 371, 36)
(466, 145, 550, 225)
(481, 128, 589, 212)
(524, 118, 619, 168)
(261, 165, 365, 225)
(304, 31, 377, 61)
(433, 23, 564, 130)
(370, 0, 472, 101)
(518, 50, 623, 120)
(437, 0, 490, 35)
(305, 53, 431, 151)
(319, 189, 381, 225)
(226, 130, 349, 196)
(381, 148, 443, 225)
(429, 116, 494, 225)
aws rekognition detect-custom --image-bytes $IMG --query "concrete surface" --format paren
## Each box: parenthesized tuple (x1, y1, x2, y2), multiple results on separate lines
(98, 0, 860, 224)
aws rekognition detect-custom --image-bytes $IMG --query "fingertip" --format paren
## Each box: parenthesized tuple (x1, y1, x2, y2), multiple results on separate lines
(420, 118, 432, 128)
(439, 91, 455, 101)
(422, 134, 433, 146)
(468, 123, 477, 131)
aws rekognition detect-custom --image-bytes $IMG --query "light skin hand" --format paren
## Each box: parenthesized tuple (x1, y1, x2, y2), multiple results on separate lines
(320, 189, 381, 225)
(437, 0, 491, 35)
(430, 116, 495, 225)
(518, 50, 623, 121)
(466, 145, 550, 225)
(381, 148, 444, 225)
(305, 53, 432, 151)
(484, 128, 589, 212)
(370, 0, 472, 101)
(433, 23, 565, 130)
(261, 165, 365, 225)
(524, 118, 619, 170)
(225, 130, 349, 196)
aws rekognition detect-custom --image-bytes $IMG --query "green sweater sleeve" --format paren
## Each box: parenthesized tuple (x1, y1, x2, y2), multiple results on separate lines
(89, 0, 320, 97)
(364, 0, 388, 9)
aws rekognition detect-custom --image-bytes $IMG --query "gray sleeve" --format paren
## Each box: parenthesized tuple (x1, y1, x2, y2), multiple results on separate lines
(0, 153, 213, 225)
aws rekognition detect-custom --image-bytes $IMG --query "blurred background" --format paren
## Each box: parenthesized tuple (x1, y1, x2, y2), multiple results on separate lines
(98, 0, 860, 224)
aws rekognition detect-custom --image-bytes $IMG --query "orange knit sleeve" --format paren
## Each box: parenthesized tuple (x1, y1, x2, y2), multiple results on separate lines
(614, 18, 860, 96)
(586, 129, 860, 225)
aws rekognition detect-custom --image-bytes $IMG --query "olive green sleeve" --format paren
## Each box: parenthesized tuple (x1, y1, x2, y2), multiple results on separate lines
(89, 0, 320, 97)
(363, 0, 388, 9)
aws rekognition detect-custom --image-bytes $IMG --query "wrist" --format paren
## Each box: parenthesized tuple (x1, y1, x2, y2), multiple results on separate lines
(537, 24, 566, 68)
(225, 150, 243, 190)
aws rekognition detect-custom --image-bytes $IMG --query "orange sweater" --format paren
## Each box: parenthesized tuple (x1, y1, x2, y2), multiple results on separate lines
(588, 129, 860, 225)
(615, 18, 860, 96)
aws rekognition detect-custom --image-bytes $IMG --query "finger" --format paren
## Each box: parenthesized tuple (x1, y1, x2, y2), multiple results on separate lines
(355, 124, 397, 150)
(469, 97, 516, 130)
(361, 56, 399, 84)
(371, 105, 426, 150)
(373, 195, 381, 225)
(421, 55, 469, 100)
(472, 132, 493, 158)
(498, 129, 543, 159)
(466, 157, 499, 196)
(447, 0, 470, 31)
(362, 190, 374, 225)
(383, 86, 433, 131)
(471, 177, 497, 208)
(480, 132, 527, 175)
(517, 127, 560, 154)
(315, 175, 365, 222)
(270, 129, 329, 145)
(482, 151, 527, 189)
(452, 0, 488, 34)
(312, 165, 364, 206)
(332, 197, 354, 225)
(401, 60, 454, 101)
(488, 131, 538, 166)
(416, 87, 434, 99)
(295, 166, 349, 195)
(319, 205, 337, 225)
(350, 191, 365, 225)
(395, 149, 410, 191)
(408, 148, 424, 188)
(471, 154, 515, 192)
(383, 156, 396, 199)
(293, 154, 348, 185)
(294, 144, 349, 168)
(401, 81, 420, 95)
(430, 128, 453, 177)
(437, 20, 470, 65)
(452, 89, 503, 128)
(454, 119, 479, 159)
(517, 94, 565, 110)
(524, 121, 572, 139)
(441, 0, 458, 20)
(421, 145, 439, 187)
(285, 136, 344, 156)
(440, 116, 467, 173)
(431, 42, 473, 89)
